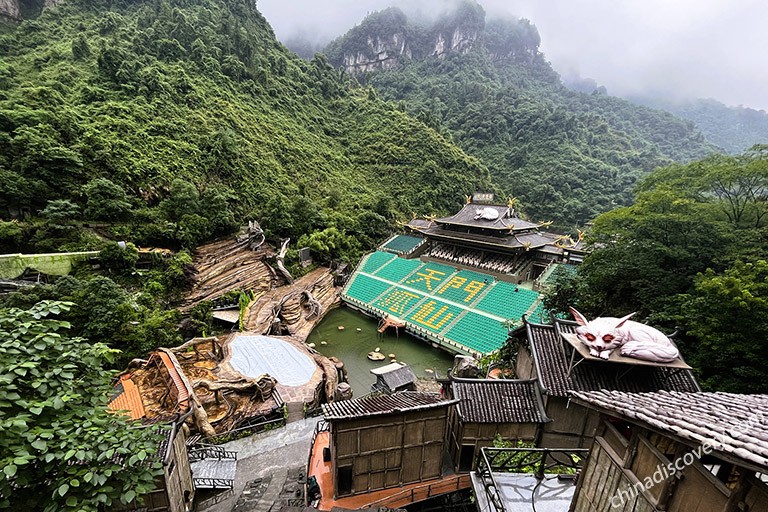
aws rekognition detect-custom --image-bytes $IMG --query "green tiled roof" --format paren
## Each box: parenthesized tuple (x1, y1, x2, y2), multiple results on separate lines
(381, 235, 425, 255)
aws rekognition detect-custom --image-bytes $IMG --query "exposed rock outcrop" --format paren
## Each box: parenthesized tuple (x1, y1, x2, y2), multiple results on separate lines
(0, 0, 20, 20)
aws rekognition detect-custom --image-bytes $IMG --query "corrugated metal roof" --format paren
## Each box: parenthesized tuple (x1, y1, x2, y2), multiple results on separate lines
(526, 320, 699, 397)
(322, 392, 456, 420)
(571, 390, 768, 471)
(453, 379, 548, 424)
(157, 351, 190, 412)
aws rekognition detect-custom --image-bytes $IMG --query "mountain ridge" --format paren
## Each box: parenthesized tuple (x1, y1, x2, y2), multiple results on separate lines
(321, 1, 716, 226)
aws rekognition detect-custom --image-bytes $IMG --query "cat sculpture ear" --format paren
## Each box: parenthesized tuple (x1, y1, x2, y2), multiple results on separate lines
(614, 312, 636, 329)
(569, 307, 589, 326)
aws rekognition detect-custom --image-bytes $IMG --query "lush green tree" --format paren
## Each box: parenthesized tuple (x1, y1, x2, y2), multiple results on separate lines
(574, 188, 730, 318)
(297, 227, 356, 263)
(98, 241, 139, 275)
(682, 261, 768, 392)
(159, 179, 200, 223)
(40, 200, 80, 226)
(83, 178, 132, 222)
(0, 301, 162, 511)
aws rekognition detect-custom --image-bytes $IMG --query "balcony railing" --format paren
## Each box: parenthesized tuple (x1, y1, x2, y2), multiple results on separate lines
(475, 447, 589, 512)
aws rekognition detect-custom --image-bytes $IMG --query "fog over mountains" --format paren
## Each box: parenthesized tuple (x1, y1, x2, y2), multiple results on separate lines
(259, 0, 768, 112)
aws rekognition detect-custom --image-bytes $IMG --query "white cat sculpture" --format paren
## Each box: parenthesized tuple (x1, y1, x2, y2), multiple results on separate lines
(474, 207, 499, 221)
(570, 307, 680, 363)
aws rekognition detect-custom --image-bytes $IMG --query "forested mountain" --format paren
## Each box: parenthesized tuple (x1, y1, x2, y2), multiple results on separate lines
(0, 0, 493, 256)
(628, 96, 768, 154)
(323, 2, 717, 226)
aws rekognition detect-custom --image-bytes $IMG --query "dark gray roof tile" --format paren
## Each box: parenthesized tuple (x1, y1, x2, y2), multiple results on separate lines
(527, 320, 699, 397)
(571, 390, 768, 471)
(453, 379, 549, 423)
(322, 392, 456, 421)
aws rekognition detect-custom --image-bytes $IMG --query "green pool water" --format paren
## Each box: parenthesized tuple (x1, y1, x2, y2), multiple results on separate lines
(306, 307, 456, 395)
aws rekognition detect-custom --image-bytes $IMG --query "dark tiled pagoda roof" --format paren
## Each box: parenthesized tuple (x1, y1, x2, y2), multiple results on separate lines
(322, 392, 457, 421)
(453, 379, 549, 423)
(526, 320, 699, 397)
(435, 203, 543, 231)
(571, 390, 768, 472)
(414, 226, 554, 251)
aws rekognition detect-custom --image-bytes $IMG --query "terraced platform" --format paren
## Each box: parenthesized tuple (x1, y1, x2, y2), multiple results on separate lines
(342, 251, 546, 356)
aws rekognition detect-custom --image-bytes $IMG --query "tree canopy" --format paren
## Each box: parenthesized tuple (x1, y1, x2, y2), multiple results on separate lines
(0, 301, 162, 511)
(547, 148, 768, 392)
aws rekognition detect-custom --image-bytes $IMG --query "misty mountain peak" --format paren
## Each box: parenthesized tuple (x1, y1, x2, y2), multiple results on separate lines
(325, 0, 494, 75)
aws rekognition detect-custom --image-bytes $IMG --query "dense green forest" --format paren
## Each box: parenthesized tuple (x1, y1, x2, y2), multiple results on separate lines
(0, 0, 493, 255)
(628, 96, 768, 154)
(0, 0, 496, 432)
(0, 0, 498, 507)
(323, 3, 717, 226)
(545, 146, 768, 393)
(0, 0, 496, 365)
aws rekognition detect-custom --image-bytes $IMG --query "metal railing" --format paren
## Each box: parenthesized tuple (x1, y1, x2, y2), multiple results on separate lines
(475, 447, 589, 512)
(188, 445, 237, 463)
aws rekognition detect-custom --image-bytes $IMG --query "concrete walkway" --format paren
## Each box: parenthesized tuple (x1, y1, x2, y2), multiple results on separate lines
(200, 417, 320, 512)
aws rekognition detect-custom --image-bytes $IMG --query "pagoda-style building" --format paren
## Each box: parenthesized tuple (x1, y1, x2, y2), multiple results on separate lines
(340, 195, 585, 358)
(406, 196, 585, 282)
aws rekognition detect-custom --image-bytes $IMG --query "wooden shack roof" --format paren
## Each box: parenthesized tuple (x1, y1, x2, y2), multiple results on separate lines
(322, 392, 457, 421)
(526, 320, 699, 397)
(434, 203, 543, 232)
(570, 390, 768, 472)
(370, 363, 417, 390)
(453, 379, 549, 424)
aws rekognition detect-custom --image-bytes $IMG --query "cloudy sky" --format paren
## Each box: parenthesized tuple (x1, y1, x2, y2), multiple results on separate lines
(258, 0, 768, 111)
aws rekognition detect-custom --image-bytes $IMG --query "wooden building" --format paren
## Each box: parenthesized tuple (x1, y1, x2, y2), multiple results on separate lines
(138, 419, 195, 512)
(516, 318, 700, 448)
(569, 390, 768, 512)
(321, 392, 458, 499)
(370, 363, 417, 394)
(444, 378, 549, 471)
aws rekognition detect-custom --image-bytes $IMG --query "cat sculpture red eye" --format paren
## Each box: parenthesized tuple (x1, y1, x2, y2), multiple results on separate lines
(585, 333, 595, 341)
(603, 334, 614, 342)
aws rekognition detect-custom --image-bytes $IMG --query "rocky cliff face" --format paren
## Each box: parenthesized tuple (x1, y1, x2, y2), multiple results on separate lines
(343, 32, 412, 74)
(325, 3, 484, 76)
(431, 26, 479, 58)
(0, 0, 20, 20)
(1, 0, 60, 21)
